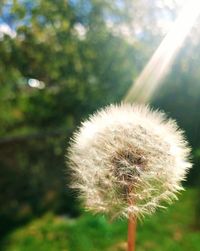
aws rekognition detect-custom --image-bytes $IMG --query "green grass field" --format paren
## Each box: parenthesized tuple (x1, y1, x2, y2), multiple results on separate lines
(1, 189, 199, 251)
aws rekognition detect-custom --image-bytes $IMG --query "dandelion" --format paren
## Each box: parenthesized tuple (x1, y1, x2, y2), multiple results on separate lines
(67, 103, 192, 251)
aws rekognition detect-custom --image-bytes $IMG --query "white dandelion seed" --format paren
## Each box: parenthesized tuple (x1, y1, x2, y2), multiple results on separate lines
(67, 103, 192, 220)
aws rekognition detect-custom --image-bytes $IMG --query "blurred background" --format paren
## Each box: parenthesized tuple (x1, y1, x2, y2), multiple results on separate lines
(0, 0, 200, 250)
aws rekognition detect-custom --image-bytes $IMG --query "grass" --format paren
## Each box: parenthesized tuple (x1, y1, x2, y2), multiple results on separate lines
(1, 189, 199, 251)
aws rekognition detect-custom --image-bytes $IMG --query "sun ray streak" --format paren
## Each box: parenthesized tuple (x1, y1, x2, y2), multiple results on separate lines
(124, 0, 200, 103)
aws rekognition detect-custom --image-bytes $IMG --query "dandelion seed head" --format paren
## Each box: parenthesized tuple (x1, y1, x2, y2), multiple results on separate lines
(67, 103, 192, 219)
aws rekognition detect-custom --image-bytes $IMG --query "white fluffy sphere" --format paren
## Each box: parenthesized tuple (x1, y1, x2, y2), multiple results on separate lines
(68, 104, 191, 219)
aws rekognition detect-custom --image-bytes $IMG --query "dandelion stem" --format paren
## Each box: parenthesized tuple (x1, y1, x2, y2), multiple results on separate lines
(128, 215, 136, 251)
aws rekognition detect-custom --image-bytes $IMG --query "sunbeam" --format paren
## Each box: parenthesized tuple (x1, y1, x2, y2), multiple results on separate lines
(124, 0, 200, 103)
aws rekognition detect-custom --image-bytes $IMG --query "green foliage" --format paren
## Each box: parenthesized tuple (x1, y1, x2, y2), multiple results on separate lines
(0, 134, 82, 238)
(0, 0, 142, 136)
(1, 190, 199, 251)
